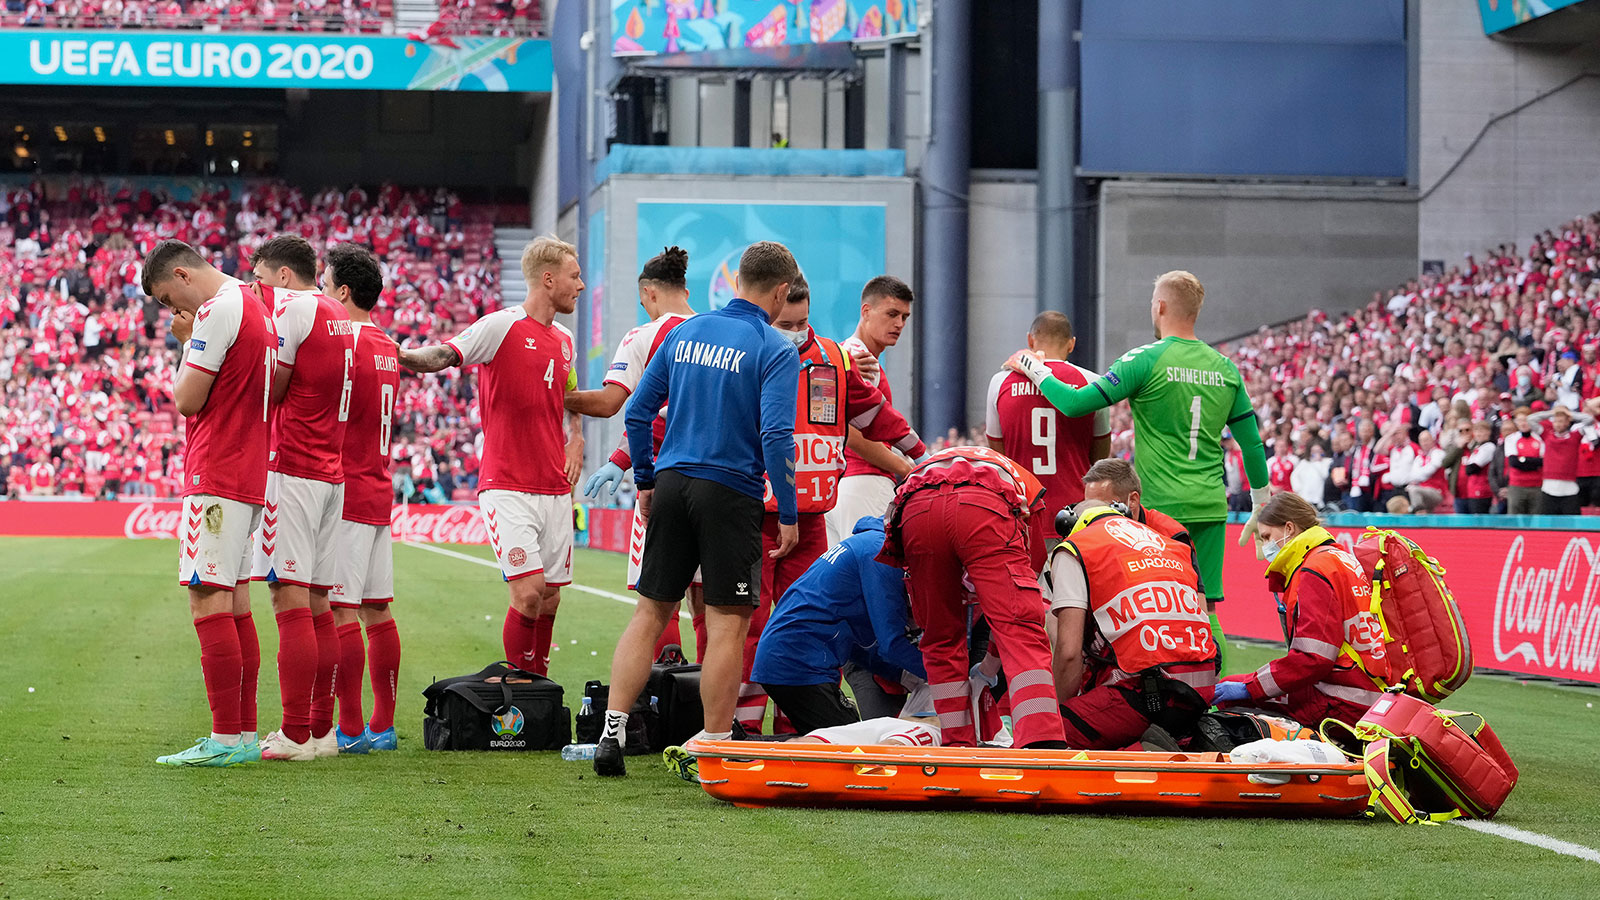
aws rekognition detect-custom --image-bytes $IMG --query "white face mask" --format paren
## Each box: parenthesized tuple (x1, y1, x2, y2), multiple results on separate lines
(1261, 535, 1285, 563)
(775, 327, 807, 348)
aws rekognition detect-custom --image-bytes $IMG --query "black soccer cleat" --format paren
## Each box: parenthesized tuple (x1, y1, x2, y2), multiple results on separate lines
(593, 737, 626, 777)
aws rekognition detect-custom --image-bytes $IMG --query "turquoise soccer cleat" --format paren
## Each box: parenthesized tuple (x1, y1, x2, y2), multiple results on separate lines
(156, 737, 249, 768)
(337, 729, 372, 754)
(364, 726, 397, 751)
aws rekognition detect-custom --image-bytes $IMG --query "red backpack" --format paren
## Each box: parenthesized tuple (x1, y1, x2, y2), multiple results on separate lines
(1327, 690, 1519, 824)
(1349, 528, 1473, 702)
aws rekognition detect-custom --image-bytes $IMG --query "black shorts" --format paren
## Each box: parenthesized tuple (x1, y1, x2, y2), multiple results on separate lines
(636, 469, 763, 608)
(762, 682, 860, 735)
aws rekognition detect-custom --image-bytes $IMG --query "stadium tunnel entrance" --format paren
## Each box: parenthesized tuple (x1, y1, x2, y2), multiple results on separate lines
(0, 86, 543, 203)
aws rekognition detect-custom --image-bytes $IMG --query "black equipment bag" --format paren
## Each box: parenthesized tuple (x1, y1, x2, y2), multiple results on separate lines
(574, 679, 651, 754)
(1189, 708, 1303, 753)
(644, 654, 703, 752)
(422, 661, 570, 751)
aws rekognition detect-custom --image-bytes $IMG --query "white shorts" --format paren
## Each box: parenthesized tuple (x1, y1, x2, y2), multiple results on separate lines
(479, 489, 573, 585)
(807, 717, 942, 747)
(179, 494, 262, 591)
(625, 503, 700, 591)
(329, 519, 395, 608)
(824, 474, 897, 545)
(251, 471, 345, 589)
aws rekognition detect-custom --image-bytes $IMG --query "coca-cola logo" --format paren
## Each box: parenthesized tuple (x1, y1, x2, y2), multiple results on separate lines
(124, 501, 183, 539)
(1495, 534, 1600, 676)
(389, 504, 490, 545)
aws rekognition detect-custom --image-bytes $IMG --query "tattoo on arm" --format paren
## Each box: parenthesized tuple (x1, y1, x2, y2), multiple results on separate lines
(399, 344, 460, 373)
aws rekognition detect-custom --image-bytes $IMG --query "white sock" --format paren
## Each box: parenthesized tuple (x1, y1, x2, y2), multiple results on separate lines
(602, 710, 628, 746)
(242, 731, 258, 745)
(692, 729, 732, 742)
(212, 733, 242, 747)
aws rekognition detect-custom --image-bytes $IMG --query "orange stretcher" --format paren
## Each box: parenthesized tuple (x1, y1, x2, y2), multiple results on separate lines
(684, 739, 1370, 817)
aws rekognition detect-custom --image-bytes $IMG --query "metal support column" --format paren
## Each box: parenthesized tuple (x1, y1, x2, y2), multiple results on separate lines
(1038, 0, 1086, 355)
(885, 40, 906, 150)
(733, 79, 752, 147)
(918, 0, 971, 435)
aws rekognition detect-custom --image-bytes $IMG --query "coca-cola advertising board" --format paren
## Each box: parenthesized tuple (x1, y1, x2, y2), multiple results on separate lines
(1218, 523, 1600, 686)
(0, 500, 633, 553)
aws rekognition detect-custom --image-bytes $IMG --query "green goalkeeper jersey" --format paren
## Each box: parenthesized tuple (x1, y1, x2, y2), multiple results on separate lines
(1038, 336, 1259, 523)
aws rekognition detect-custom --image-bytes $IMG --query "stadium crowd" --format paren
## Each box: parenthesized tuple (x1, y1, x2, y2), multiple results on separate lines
(1212, 210, 1600, 517)
(0, 178, 501, 502)
(0, 0, 387, 32)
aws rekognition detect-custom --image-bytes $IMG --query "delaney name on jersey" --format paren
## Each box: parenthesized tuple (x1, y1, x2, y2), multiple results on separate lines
(674, 340, 747, 373)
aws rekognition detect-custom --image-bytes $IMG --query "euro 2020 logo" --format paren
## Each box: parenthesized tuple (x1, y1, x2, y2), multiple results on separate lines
(492, 706, 525, 737)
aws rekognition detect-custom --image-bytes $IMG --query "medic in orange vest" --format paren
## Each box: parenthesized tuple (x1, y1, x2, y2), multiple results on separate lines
(1044, 501, 1219, 749)
(737, 273, 927, 734)
(1213, 492, 1388, 726)
(878, 446, 1068, 750)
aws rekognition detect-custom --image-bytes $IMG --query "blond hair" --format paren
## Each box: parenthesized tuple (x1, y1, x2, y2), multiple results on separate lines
(521, 236, 577, 285)
(1154, 270, 1205, 321)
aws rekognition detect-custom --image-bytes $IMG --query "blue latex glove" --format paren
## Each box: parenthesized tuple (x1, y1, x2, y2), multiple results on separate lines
(911, 452, 931, 465)
(1212, 681, 1251, 705)
(969, 661, 999, 690)
(583, 461, 624, 500)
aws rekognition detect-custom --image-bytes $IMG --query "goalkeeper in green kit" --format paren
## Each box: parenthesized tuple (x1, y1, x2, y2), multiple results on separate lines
(1005, 271, 1270, 668)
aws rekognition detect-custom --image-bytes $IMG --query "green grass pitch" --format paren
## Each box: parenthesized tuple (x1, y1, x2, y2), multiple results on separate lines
(0, 536, 1596, 899)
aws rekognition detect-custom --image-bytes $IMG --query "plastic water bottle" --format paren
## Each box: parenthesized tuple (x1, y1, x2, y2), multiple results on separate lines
(580, 696, 593, 716)
(561, 743, 598, 761)
(649, 695, 659, 714)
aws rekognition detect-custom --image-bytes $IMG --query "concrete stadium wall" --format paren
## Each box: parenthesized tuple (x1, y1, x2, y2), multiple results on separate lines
(1097, 180, 1419, 368)
(964, 173, 1042, 432)
(1418, 2, 1600, 261)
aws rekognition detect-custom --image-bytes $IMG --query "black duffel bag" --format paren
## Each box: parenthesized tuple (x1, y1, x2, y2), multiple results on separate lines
(423, 661, 570, 751)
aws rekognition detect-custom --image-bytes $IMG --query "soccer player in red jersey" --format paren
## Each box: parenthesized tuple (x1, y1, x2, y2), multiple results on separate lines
(320, 244, 404, 754)
(566, 247, 704, 657)
(401, 237, 585, 676)
(145, 240, 277, 767)
(985, 311, 1110, 570)
(826, 276, 916, 545)
(247, 235, 356, 762)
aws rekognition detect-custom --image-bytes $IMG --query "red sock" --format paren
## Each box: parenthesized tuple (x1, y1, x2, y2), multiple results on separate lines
(309, 611, 338, 738)
(365, 618, 401, 733)
(502, 608, 539, 671)
(335, 622, 366, 739)
(653, 617, 683, 659)
(692, 614, 707, 663)
(274, 607, 316, 744)
(195, 613, 242, 736)
(532, 613, 556, 676)
(234, 611, 260, 735)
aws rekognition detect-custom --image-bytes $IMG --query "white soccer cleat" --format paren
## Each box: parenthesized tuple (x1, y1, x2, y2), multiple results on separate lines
(259, 730, 317, 762)
(311, 729, 339, 759)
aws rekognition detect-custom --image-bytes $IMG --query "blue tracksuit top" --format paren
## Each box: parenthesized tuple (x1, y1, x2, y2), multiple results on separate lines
(750, 517, 927, 686)
(627, 298, 801, 524)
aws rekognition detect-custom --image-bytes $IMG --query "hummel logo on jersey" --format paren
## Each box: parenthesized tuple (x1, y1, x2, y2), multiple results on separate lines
(674, 340, 746, 373)
(525, 338, 537, 350)
(736, 582, 749, 595)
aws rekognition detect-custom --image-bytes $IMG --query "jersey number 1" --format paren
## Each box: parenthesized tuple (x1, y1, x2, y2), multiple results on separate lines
(1187, 395, 1202, 460)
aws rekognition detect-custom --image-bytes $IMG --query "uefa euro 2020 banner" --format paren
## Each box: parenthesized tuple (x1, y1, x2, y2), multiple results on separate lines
(633, 199, 887, 340)
(0, 30, 552, 92)
(613, 0, 917, 56)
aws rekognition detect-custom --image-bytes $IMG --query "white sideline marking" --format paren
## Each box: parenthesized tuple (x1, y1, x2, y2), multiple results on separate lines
(1454, 821, 1600, 865)
(401, 541, 690, 619)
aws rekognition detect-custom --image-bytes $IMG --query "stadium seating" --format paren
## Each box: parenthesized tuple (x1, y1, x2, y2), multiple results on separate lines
(0, 177, 504, 501)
